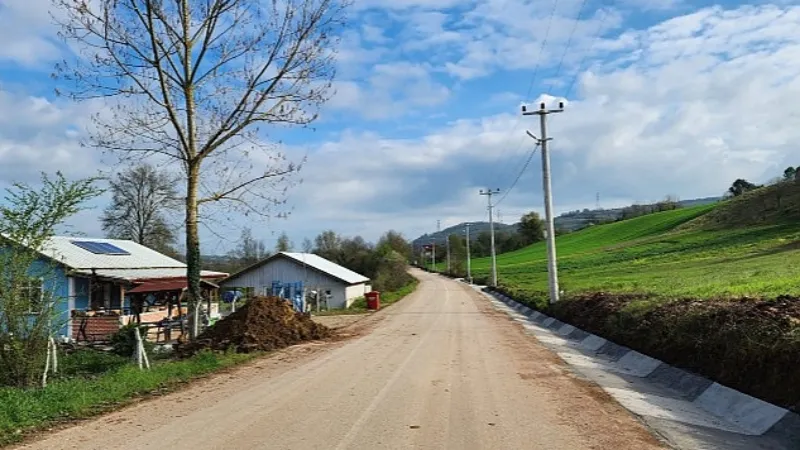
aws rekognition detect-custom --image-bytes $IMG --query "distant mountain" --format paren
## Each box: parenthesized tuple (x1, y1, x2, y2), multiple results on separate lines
(412, 196, 723, 247)
(411, 221, 517, 249)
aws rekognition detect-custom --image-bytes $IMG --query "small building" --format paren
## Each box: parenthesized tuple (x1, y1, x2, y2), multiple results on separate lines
(221, 252, 371, 309)
(4, 236, 227, 342)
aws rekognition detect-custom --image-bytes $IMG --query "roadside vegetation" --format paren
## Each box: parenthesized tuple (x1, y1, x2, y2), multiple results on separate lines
(466, 175, 800, 411)
(0, 350, 255, 445)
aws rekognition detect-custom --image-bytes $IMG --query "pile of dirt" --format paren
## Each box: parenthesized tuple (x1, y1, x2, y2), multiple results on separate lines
(548, 292, 800, 411)
(177, 296, 330, 356)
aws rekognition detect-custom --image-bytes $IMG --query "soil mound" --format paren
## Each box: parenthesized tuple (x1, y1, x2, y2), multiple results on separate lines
(177, 296, 330, 356)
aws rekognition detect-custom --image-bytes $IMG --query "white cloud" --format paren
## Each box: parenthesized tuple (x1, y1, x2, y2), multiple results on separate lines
(0, 0, 63, 66)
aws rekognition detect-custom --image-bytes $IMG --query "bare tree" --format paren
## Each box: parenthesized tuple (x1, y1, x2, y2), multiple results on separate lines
(54, 0, 348, 336)
(229, 227, 269, 267)
(302, 237, 313, 253)
(275, 232, 293, 252)
(102, 163, 179, 253)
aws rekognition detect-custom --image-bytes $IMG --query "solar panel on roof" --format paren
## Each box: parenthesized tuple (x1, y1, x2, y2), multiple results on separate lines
(71, 240, 130, 255)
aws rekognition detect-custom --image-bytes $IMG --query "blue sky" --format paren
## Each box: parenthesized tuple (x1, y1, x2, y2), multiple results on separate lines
(2, 0, 800, 255)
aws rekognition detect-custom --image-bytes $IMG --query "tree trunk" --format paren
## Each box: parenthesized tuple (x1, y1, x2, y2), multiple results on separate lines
(185, 162, 202, 339)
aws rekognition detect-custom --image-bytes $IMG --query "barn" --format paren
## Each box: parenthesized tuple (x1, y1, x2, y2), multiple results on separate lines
(220, 252, 371, 309)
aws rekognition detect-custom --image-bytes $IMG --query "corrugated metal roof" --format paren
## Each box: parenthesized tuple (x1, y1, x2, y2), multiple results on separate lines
(281, 252, 369, 285)
(72, 268, 227, 281)
(223, 252, 369, 285)
(38, 236, 227, 281)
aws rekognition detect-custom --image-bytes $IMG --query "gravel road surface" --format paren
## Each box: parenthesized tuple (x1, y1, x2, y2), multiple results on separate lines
(18, 270, 664, 450)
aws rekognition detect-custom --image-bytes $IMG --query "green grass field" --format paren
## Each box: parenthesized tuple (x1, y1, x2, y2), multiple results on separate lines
(468, 202, 800, 299)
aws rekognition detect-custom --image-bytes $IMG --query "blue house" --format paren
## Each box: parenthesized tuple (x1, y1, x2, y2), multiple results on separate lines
(14, 236, 227, 341)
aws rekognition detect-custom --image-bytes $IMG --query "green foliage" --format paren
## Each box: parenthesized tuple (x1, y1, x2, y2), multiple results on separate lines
(57, 350, 129, 378)
(373, 250, 413, 292)
(727, 178, 761, 197)
(518, 211, 545, 244)
(0, 350, 255, 445)
(376, 230, 413, 261)
(109, 324, 155, 358)
(0, 173, 101, 388)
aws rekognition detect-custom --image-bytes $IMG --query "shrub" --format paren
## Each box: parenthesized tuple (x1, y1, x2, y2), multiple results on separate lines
(109, 324, 154, 358)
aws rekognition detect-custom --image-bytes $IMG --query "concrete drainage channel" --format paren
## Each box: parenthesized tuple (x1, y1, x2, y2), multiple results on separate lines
(471, 285, 800, 450)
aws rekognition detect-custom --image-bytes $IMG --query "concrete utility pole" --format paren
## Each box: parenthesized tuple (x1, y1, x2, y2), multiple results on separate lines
(479, 188, 501, 287)
(430, 239, 436, 271)
(465, 223, 472, 284)
(523, 100, 564, 304)
(446, 234, 451, 273)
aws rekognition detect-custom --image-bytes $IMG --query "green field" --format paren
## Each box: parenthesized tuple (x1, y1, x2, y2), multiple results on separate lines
(469, 201, 800, 300)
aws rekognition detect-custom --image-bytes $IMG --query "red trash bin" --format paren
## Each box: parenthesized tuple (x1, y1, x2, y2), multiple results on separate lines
(366, 291, 381, 310)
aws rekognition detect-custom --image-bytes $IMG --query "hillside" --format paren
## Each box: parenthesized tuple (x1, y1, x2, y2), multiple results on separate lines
(467, 183, 800, 411)
(412, 221, 516, 248)
(412, 196, 722, 248)
(470, 188, 800, 298)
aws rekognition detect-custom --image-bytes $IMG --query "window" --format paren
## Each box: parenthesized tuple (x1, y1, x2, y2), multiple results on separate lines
(22, 278, 44, 313)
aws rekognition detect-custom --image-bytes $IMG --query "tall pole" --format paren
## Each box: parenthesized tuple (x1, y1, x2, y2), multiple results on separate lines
(431, 239, 435, 271)
(480, 188, 500, 287)
(446, 235, 451, 273)
(465, 223, 472, 284)
(523, 100, 564, 303)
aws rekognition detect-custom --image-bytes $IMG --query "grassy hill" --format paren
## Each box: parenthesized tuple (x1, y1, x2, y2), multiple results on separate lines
(466, 183, 800, 411)
(471, 197, 800, 300)
(465, 184, 800, 410)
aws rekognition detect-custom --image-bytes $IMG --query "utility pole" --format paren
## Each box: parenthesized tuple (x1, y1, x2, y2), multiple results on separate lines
(430, 239, 435, 271)
(523, 100, 564, 304)
(465, 223, 472, 284)
(446, 234, 451, 273)
(479, 188, 500, 287)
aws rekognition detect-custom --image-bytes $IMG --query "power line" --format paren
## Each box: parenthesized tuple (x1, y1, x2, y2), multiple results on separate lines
(544, 0, 591, 95)
(495, 142, 540, 207)
(563, 2, 612, 100)
(486, 0, 562, 189)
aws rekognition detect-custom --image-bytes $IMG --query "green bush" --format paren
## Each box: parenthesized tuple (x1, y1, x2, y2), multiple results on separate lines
(109, 324, 155, 358)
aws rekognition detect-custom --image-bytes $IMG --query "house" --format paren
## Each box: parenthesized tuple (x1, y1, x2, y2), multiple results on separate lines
(220, 252, 371, 309)
(8, 236, 227, 342)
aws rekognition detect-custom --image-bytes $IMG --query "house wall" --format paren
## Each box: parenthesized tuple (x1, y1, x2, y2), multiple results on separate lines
(345, 283, 370, 307)
(221, 256, 351, 308)
(27, 258, 71, 338)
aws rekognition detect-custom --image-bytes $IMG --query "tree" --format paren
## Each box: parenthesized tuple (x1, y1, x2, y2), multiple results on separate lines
(727, 179, 760, 197)
(518, 212, 545, 245)
(55, 0, 348, 336)
(0, 173, 100, 387)
(302, 238, 314, 253)
(101, 163, 179, 253)
(447, 234, 467, 276)
(275, 232, 293, 253)
(229, 227, 269, 267)
(784, 167, 797, 181)
(314, 230, 342, 261)
(376, 230, 412, 260)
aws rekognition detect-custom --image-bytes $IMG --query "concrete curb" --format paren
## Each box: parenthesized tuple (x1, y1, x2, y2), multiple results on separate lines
(479, 287, 799, 448)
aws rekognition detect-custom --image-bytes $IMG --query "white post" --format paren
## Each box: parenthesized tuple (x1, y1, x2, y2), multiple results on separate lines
(465, 224, 472, 284)
(523, 101, 564, 304)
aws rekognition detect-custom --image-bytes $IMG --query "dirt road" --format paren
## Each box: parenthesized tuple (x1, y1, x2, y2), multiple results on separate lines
(20, 271, 664, 450)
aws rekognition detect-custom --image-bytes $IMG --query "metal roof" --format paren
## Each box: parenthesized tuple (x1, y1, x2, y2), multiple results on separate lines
(38, 236, 227, 281)
(225, 252, 370, 286)
(281, 252, 370, 285)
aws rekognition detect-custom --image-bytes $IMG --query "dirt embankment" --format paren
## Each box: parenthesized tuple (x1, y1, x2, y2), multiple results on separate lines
(493, 287, 800, 412)
(177, 296, 331, 355)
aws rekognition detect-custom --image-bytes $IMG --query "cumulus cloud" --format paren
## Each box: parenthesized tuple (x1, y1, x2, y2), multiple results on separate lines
(3, 1, 800, 251)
